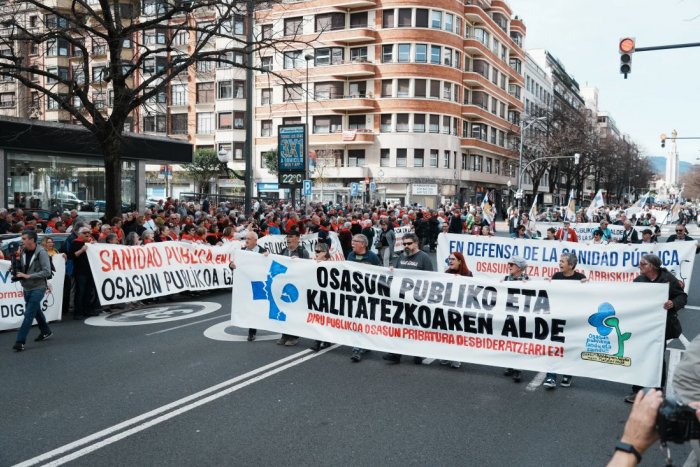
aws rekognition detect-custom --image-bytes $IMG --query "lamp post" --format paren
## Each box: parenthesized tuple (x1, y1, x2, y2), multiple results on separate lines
(517, 116, 547, 210)
(304, 53, 313, 210)
(217, 148, 233, 202)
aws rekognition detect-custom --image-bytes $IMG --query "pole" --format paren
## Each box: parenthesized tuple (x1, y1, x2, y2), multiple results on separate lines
(305, 56, 310, 213)
(243, 0, 254, 218)
(517, 119, 525, 212)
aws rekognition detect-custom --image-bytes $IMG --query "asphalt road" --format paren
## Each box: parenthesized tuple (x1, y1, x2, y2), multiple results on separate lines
(1, 230, 699, 467)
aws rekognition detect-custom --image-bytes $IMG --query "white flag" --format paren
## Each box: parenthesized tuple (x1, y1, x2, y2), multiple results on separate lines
(566, 189, 576, 222)
(481, 191, 494, 224)
(586, 189, 605, 221)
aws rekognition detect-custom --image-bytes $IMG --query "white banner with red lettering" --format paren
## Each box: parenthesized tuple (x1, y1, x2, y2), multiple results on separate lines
(230, 251, 667, 386)
(0, 255, 65, 331)
(534, 222, 651, 241)
(85, 241, 239, 305)
(257, 232, 345, 261)
(436, 234, 696, 292)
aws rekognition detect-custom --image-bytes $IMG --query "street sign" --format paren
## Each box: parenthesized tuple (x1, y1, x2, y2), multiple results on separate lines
(350, 183, 359, 197)
(369, 181, 376, 193)
(303, 179, 312, 196)
(277, 124, 306, 189)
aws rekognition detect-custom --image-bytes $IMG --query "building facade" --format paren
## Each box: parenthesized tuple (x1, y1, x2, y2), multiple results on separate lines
(253, 0, 526, 208)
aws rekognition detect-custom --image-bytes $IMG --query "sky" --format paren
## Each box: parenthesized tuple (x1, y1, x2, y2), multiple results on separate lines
(511, 0, 700, 164)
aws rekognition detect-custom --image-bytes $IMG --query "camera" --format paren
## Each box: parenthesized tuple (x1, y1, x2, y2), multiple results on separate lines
(657, 396, 700, 444)
(7, 242, 22, 282)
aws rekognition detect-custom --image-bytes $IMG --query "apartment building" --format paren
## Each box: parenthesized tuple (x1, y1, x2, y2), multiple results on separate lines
(253, 0, 526, 208)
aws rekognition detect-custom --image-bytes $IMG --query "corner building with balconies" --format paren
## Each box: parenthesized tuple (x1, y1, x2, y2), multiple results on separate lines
(254, 0, 525, 207)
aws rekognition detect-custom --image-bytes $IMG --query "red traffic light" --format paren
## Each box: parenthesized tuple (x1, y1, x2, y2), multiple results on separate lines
(619, 37, 635, 54)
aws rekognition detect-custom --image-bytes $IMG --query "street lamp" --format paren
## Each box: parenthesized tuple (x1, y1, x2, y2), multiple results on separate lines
(517, 116, 547, 209)
(304, 53, 314, 209)
(217, 148, 233, 199)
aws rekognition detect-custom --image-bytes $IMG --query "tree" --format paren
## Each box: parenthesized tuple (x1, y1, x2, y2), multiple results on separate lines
(262, 148, 278, 175)
(182, 148, 221, 194)
(0, 0, 308, 219)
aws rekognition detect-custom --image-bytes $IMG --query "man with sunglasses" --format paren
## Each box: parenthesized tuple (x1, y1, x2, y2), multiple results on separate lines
(667, 225, 700, 254)
(383, 233, 433, 364)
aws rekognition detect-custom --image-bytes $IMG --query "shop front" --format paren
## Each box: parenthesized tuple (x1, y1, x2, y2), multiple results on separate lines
(0, 117, 192, 212)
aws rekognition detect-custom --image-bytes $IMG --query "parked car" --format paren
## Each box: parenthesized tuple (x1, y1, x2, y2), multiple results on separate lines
(50, 191, 84, 211)
(93, 200, 134, 213)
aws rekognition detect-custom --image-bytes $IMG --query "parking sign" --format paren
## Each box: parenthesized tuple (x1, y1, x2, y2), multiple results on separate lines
(351, 183, 359, 197)
(303, 179, 312, 196)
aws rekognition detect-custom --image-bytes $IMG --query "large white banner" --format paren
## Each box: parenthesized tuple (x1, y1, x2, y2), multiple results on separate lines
(257, 232, 345, 261)
(436, 234, 696, 292)
(86, 242, 239, 305)
(534, 222, 651, 241)
(230, 252, 667, 386)
(0, 255, 65, 331)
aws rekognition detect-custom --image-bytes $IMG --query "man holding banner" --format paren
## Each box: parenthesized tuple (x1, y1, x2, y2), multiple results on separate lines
(277, 228, 309, 347)
(231, 231, 267, 342)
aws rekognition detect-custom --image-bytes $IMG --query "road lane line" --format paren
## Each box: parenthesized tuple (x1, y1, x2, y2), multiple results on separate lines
(145, 314, 230, 336)
(36, 345, 339, 467)
(13, 348, 318, 467)
(665, 349, 684, 399)
(526, 372, 546, 392)
(683, 305, 700, 311)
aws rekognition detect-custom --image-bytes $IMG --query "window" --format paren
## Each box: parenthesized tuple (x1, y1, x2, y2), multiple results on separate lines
(143, 114, 166, 133)
(143, 56, 167, 74)
(314, 47, 343, 66)
(260, 56, 272, 72)
(284, 17, 303, 36)
(430, 45, 440, 64)
(414, 79, 426, 98)
(234, 112, 245, 129)
(197, 112, 213, 134)
(430, 80, 440, 99)
(313, 115, 342, 133)
(315, 81, 343, 99)
(485, 157, 492, 173)
(397, 79, 409, 97)
(47, 38, 69, 57)
(172, 30, 189, 46)
(429, 114, 439, 133)
(350, 47, 367, 62)
(471, 123, 485, 140)
(196, 82, 214, 103)
(283, 84, 303, 101)
(430, 149, 438, 167)
(381, 79, 392, 97)
(443, 150, 450, 168)
(494, 160, 501, 175)
(443, 48, 452, 66)
(381, 44, 393, 63)
(431, 10, 442, 29)
(348, 150, 365, 167)
(45, 14, 68, 29)
(261, 120, 272, 136)
(398, 44, 410, 63)
(261, 88, 271, 105)
(218, 80, 233, 99)
(171, 114, 188, 135)
(396, 114, 409, 132)
(283, 117, 302, 124)
(413, 149, 424, 167)
(91, 66, 106, 82)
(1, 92, 17, 108)
(413, 114, 425, 132)
(233, 80, 245, 99)
(348, 115, 366, 130)
(71, 64, 85, 84)
(350, 12, 368, 28)
(171, 84, 187, 106)
(315, 13, 344, 32)
(233, 142, 244, 160)
(462, 153, 468, 170)
(380, 114, 392, 132)
(456, 17, 462, 36)
(396, 148, 407, 167)
(218, 112, 232, 130)
(196, 59, 215, 73)
(93, 91, 106, 109)
(261, 24, 272, 40)
(233, 14, 245, 35)
(442, 82, 451, 100)
(471, 155, 483, 171)
(415, 9, 428, 27)
(382, 9, 395, 28)
(444, 13, 453, 32)
(398, 9, 412, 27)
(380, 149, 390, 167)
(284, 50, 303, 69)
(142, 0, 166, 15)
(442, 115, 450, 134)
(47, 94, 68, 110)
(415, 44, 427, 63)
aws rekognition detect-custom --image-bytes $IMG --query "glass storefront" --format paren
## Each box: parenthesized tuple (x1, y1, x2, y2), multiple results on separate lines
(7, 151, 136, 212)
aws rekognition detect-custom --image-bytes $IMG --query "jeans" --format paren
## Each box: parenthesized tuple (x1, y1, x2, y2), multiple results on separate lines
(15, 288, 50, 344)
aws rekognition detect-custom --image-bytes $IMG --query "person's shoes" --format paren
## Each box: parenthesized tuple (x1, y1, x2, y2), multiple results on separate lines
(450, 361, 461, 369)
(512, 371, 522, 383)
(383, 354, 401, 364)
(440, 360, 449, 365)
(12, 342, 24, 352)
(284, 338, 299, 346)
(276, 337, 287, 345)
(624, 392, 638, 404)
(350, 350, 361, 362)
(413, 357, 424, 365)
(310, 342, 321, 352)
(320, 342, 331, 349)
(543, 377, 557, 389)
(504, 368, 515, 377)
(34, 332, 53, 342)
(560, 376, 573, 388)
(247, 334, 256, 342)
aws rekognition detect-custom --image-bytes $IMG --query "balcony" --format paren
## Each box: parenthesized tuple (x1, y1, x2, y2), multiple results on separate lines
(314, 27, 376, 44)
(316, 94, 375, 111)
(313, 59, 375, 78)
(311, 129, 375, 145)
(461, 103, 490, 119)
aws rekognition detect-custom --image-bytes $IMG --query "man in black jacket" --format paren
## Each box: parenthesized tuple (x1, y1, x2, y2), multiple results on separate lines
(625, 253, 687, 403)
(620, 220, 639, 244)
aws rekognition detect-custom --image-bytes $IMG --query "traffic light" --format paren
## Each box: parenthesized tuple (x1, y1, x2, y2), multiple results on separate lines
(574, 153, 580, 165)
(619, 37, 635, 78)
(660, 133, 667, 148)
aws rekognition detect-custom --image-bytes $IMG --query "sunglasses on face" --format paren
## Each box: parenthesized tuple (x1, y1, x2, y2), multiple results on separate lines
(403, 242, 414, 246)
(315, 250, 324, 253)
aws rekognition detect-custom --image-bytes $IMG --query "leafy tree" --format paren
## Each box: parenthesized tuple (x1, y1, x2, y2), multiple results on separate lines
(182, 148, 221, 194)
(262, 148, 278, 175)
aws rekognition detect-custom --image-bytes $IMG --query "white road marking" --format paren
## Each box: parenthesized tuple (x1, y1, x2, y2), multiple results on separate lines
(145, 314, 229, 336)
(422, 358, 435, 365)
(666, 348, 684, 399)
(203, 321, 281, 342)
(14, 347, 333, 467)
(526, 372, 546, 392)
(683, 305, 700, 311)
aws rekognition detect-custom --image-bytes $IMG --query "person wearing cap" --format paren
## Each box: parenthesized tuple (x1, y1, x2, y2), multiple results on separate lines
(624, 253, 687, 403)
(555, 220, 578, 242)
(502, 255, 529, 382)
